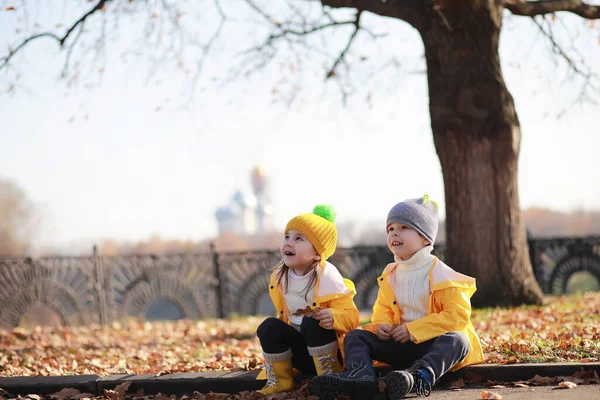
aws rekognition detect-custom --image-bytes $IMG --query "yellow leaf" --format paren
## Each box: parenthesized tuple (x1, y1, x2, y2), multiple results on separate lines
(292, 306, 315, 317)
(481, 389, 503, 399)
(556, 381, 577, 389)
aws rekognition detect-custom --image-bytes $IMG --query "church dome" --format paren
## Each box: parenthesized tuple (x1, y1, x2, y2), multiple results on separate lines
(251, 165, 268, 195)
(232, 190, 257, 209)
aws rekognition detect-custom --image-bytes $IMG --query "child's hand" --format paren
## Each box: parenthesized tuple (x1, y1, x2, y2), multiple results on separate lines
(376, 324, 393, 340)
(314, 308, 334, 329)
(391, 324, 411, 343)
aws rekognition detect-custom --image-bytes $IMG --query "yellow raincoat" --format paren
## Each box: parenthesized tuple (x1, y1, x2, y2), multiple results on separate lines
(362, 257, 484, 370)
(257, 261, 360, 379)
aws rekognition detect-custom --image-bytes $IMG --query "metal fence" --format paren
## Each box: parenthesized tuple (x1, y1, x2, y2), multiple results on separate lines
(1, 237, 599, 328)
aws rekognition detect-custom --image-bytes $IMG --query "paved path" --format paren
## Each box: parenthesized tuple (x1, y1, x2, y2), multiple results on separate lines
(0, 363, 598, 398)
(428, 384, 599, 399)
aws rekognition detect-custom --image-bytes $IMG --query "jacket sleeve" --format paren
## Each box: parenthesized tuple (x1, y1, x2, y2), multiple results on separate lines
(405, 286, 472, 343)
(326, 293, 360, 333)
(361, 287, 395, 334)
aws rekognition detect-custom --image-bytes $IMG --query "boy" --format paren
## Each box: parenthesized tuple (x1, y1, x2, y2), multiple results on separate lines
(310, 195, 484, 399)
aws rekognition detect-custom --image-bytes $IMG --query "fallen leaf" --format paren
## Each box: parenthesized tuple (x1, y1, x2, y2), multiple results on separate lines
(203, 393, 233, 399)
(572, 368, 600, 385)
(72, 394, 94, 400)
(528, 374, 555, 386)
(104, 381, 131, 400)
(49, 388, 81, 400)
(450, 378, 465, 389)
(481, 389, 503, 399)
(489, 385, 507, 389)
(233, 391, 263, 400)
(114, 381, 131, 398)
(2, 294, 599, 378)
(555, 381, 577, 389)
(485, 380, 503, 387)
(292, 306, 315, 317)
(11, 327, 29, 340)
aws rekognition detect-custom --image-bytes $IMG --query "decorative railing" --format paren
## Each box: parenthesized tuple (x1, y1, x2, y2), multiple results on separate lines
(1, 237, 598, 328)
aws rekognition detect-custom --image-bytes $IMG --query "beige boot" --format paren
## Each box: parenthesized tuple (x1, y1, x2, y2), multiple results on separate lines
(308, 342, 343, 375)
(258, 351, 295, 395)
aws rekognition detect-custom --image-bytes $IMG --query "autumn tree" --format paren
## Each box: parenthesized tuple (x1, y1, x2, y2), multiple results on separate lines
(2, 0, 599, 305)
(0, 179, 38, 256)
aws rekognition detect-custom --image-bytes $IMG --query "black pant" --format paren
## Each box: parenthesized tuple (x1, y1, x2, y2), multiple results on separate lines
(257, 317, 338, 374)
(344, 329, 470, 384)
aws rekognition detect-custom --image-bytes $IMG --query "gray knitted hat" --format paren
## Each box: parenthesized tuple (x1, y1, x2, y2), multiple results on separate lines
(386, 194, 439, 245)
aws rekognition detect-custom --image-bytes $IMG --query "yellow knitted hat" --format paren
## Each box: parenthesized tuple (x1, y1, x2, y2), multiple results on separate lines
(285, 204, 337, 266)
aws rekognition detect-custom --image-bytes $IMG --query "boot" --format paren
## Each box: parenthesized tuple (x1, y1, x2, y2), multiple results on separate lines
(258, 355, 295, 395)
(310, 360, 378, 400)
(312, 351, 343, 375)
(308, 342, 343, 375)
(310, 331, 380, 400)
(384, 362, 432, 399)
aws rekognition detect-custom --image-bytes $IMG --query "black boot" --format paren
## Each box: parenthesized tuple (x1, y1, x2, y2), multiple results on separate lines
(384, 363, 432, 399)
(310, 360, 379, 400)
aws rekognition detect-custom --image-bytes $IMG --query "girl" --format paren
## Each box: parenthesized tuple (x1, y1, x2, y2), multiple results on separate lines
(256, 204, 360, 395)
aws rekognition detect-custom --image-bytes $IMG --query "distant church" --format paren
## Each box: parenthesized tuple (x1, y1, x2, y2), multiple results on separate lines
(215, 166, 275, 236)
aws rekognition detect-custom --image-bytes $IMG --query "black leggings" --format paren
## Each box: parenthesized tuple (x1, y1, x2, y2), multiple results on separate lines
(257, 317, 338, 374)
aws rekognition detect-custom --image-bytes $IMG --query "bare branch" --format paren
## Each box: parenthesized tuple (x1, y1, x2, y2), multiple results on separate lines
(184, 17, 227, 105)
(240, 9, 363, 64)
(531, 16, 585, 75)
(215, 0, 229, 20)
(269, 20, 358, 40)
(1, 33, 60, 70)
(530, 15, 600, 117)
(1, 0, 111, 71)
(243, 0, 282, 27)
(234, 1, 390, 105)
(505, 0, 600, 19)
(61, 0, 109, 45)
(62, 25, 85, 78)
(321, 0, 420, 27)
(326, 10, 362, 79)
(284, 0, 310, 28)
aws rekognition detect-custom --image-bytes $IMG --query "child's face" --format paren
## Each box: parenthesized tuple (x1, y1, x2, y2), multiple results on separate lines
(280, 229, 320, 274)
(387, 222, 430, 261)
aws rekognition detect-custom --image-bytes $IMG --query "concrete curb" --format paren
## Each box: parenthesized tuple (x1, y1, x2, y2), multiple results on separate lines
(1, 363, 598, 396)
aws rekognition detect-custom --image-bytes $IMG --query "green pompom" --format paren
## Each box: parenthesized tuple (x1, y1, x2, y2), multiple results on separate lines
(313, 204, 336, 223)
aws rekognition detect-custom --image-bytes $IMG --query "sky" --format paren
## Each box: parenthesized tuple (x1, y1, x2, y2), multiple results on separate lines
(1, 1, 599, 254)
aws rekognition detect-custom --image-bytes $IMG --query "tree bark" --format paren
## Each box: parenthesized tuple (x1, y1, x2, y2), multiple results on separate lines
(417, 0, 544, 306)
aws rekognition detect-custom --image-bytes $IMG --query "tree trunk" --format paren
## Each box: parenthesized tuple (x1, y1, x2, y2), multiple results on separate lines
(418, 1, 544, 306)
